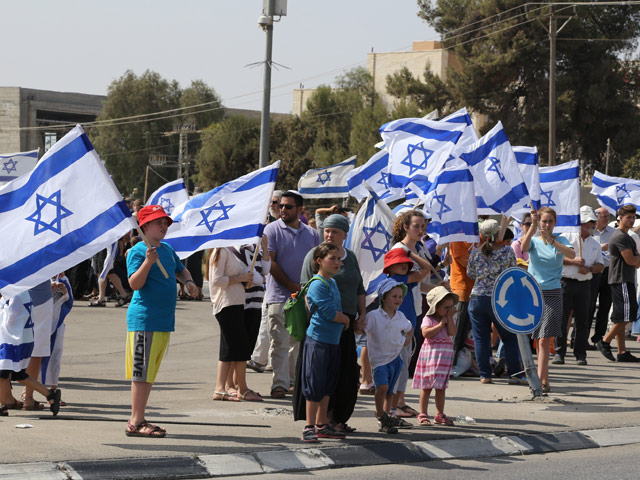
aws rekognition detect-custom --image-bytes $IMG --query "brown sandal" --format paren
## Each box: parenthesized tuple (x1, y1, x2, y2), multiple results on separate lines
(270, 386, 287, 398)
(126, 421, 166, 437)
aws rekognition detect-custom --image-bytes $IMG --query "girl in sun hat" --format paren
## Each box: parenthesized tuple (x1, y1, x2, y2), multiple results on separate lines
(412, 286, 458, 426)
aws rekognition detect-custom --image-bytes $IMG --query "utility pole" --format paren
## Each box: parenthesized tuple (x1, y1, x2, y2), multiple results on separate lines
(605, 138, 611, 175)
(258, 0, 275, 169)
(548, 5, 557, 165)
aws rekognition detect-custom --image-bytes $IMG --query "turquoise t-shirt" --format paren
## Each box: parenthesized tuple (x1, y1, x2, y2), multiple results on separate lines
(126, 241, 184, 332)
(306, 275, 344, 345)
(528, 235, 572, 290)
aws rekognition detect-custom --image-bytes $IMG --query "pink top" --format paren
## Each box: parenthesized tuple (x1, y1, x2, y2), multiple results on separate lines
(511, 238, 529, 262)
(208, 248, 264, 315)
(422, 315, 453, 344)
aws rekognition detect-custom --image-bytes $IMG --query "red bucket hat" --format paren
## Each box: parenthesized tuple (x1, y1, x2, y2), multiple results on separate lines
(137, 205, 173, 228)
(383, 248, 413, 274)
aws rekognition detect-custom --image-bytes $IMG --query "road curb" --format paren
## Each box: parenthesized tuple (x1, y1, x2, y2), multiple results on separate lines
(3, 426, 640, 479)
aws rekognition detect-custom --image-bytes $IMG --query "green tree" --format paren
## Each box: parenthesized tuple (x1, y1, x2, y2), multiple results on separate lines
(270, 116, 318, 190)
(386, 64, 453, 115)
(194, 115, 261, 190)
(413, 0, 640, 169)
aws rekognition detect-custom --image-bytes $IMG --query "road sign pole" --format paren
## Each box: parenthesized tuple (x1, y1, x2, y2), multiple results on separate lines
(517, 334, 543, 398)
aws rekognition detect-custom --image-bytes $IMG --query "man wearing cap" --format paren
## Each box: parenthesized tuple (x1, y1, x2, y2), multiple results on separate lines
(554, 206, 604, 365)
(589, 206, 615, 347)
(263, 191, 320, 398)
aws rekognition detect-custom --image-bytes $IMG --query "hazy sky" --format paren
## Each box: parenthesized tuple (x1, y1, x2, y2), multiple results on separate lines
(3, 1, 437, 113)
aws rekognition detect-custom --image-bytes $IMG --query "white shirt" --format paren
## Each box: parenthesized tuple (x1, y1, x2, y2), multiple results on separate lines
(560, 233, 604, 281)
(364, 307, 412, 369)
(593, 225, 615, 268)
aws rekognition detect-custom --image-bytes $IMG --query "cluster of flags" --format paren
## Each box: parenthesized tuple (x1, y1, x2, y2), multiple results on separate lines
(3, 107, 638, 301)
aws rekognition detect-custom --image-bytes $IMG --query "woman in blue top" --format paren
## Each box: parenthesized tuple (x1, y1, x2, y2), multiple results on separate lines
(300, 243, 350, 443)
(521, 207, 575, 393)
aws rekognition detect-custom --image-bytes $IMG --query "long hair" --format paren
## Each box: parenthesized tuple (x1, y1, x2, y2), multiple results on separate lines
(312, 243, 339, 273)
(392, 210, 425, 244)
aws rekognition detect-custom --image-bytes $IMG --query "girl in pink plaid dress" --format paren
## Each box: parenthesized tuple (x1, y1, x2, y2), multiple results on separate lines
(412, 286, 458, 426)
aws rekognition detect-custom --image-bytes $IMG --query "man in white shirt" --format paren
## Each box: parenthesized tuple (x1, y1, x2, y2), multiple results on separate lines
(589, 207, 615, 346)
(554, 206, 604, 365)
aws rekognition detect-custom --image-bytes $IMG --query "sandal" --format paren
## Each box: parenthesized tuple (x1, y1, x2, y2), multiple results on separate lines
(397, 405, 419, 417)
(89, 299, 106, 307)
(46, 388, 61, 416)
(270, 386, 287, 398)
(0, 405, 8, 416)
(23, 401, 45, 411)
(434, 413, 454, 426)
(212, 391, 240, 402)
(126, 421, 166, 438)
(3, 399, 23, 410)
(115, 294, 131, 308)
(358, 383, 376, 395)
(417, 413, 432, 426)
(238, 389, 263, 402)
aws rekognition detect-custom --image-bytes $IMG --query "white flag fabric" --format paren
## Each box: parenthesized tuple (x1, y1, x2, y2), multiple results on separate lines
(537, 161, 581, 233)
(344, 184, 396, 304)
(513, 146, 541, 211)
(591, 171, 640, 215)
(0, 149, 39, 186)
(0, 291, 34, 372)
(441, 107, 479, 148)
(346, 150, 403, 203)
(297, 156, 356, 199)
(457, 122, 530, 217)
(164, 162, 279, 259)
(0, 126, 138, 297)
(99, 241, 119, 281)
(380, 118, 466, 191)
(423, 165, 480, 244)
(145, 178, 189, 217)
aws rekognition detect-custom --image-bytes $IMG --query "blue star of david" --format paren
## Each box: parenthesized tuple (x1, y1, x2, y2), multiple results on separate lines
(316, 170, 332, 185)
(360, 221, 392, 262)
(540, 189, 556, 207)
(616, 184, 631, 205)
(23, 301, 34, 329)
(401, 141, 434, 175)
(2, 158, 18, 174)
(159, 196, 175, 215)
(431, 193, 452, 218)
(25, 190, 73, 235)
(377, 171, 390, 190)
(487, 156, 506, 182)
(196, 201, 235, 233)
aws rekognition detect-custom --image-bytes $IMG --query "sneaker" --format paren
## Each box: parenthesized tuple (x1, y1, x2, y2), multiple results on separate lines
(376, 413, 398, 434)
(551, 354, 565, 365)
(508, 375, 528, 385)
(390, 415, 413, 429)
(617, 351, 640, 362)
(301, 426, 318, 443)
(576, 357, 588, 366)
(246, 360, 265, 373)
(315, 424, 346, 439)
(596, 340, 616, 361)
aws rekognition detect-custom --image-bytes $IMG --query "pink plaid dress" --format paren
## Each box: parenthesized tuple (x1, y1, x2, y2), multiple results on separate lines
(412, 315, 454, 390)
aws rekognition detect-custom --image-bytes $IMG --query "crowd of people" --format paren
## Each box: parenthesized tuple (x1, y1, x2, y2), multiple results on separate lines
(2, 189, 639, 443)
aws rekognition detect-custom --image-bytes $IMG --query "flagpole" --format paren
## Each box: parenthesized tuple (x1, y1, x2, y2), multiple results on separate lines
(136, 227, 170, 279)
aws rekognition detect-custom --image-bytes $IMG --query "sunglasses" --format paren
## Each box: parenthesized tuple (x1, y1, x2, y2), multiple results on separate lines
(279, 204, 296, 210)
(271, 200, 279, 205)
(522, 222, 532, 226)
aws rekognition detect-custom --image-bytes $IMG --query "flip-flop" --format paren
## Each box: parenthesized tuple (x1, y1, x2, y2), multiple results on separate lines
(212, 391, 240, 402)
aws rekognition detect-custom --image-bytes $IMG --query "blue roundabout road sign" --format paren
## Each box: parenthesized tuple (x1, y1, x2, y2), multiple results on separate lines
(491, 267, 543, 335)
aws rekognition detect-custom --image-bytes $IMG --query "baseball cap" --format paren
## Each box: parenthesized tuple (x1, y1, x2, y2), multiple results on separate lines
(137, 205, 173, 228)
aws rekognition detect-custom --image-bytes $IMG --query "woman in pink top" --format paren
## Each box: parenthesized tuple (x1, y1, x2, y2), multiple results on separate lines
(511, 213, 532, 264)
(209, 246, 265, 402)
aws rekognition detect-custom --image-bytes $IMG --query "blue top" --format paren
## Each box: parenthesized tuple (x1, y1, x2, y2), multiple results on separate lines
(306, 274, 343, 345)
(388, 273, 418, 328)
(126, 241, 185, 332)
(528, 235, 572, 290)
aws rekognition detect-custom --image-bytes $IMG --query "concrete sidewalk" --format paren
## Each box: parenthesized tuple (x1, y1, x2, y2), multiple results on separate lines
(1, 293, 639, 474)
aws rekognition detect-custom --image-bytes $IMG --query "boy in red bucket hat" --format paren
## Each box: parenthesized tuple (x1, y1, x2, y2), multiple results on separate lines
(124, 205, 198, 438)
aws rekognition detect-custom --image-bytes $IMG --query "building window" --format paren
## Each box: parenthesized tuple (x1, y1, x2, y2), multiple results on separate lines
(44, 132, 57, 152)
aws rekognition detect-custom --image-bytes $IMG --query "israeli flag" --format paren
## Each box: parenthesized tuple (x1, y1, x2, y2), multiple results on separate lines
(99, 241, 119, 281)
(538, 160, 581, 233)
(0, 126, 138, 297)
(0, 291, 34, 372)
(0, 149, 39, 186)
(344, 183, 396, 304)
(374, 109, 440, 149)
(145, 178, 189, 217)
(591, 171, 640, 215)
(423, 166, 480, 244)
(297, 156, 356, 199)
(164, 162, 279, 259)
(346, 150, 403, 203)
(513, 146, 541, 210)
(380, 118, 465, 191)
(441, 107, 479, 148)
(458, 122, 530, 217)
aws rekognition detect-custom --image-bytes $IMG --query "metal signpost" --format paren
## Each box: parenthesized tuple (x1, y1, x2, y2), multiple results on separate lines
(491, 267, 544, 397)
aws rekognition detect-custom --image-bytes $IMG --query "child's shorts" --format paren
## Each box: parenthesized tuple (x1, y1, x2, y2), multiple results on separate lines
(0, 369, 28, 381)
(125, 331, 170, 383)
(373, 355, 403, 395)
(301, 336, 340, 402)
